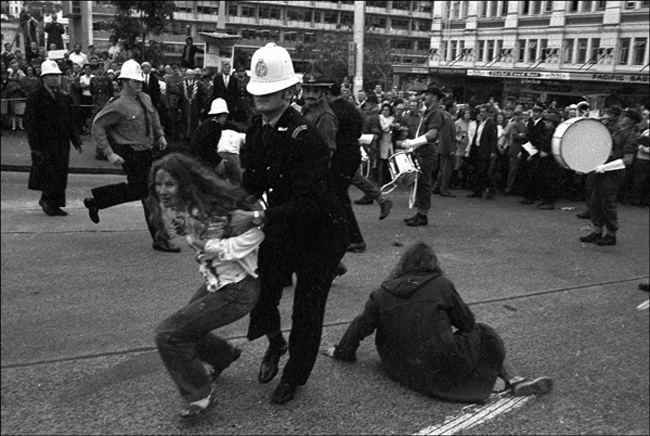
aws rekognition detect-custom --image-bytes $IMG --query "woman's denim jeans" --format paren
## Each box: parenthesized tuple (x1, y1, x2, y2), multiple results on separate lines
(155, 276, 260, 401)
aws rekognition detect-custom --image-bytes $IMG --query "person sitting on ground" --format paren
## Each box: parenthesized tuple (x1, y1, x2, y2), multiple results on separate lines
(322, 241, 553, 404)
(149, 152, 264, 421)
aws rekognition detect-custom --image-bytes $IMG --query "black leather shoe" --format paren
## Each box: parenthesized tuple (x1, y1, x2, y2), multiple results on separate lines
(576, 210, 591, 219)
(39, 199, 57, 216)
(467, 192, 482, 198)
(403, 213, 419, 223)
(258, 342, 288, 384)
(579, 232, 602, 244)
(406, 214, 428, 226)
(354, 196, 374, 205)
(440, 192, 456, 198)
(152, 240, 181, 253)
(209, 347, 242, 381)
(379, 199, 393, 220)
(54, 208, 68, 216)
(596, 234, 616, 246)
(83, 197, 100, 224)
(270, 380, 298, 404)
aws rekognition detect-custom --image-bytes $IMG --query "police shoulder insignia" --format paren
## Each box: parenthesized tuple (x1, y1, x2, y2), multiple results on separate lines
(291, 125, 308, 139)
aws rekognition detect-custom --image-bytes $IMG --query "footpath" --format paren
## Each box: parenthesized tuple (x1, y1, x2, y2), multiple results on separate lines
(1, 129, 132, 175)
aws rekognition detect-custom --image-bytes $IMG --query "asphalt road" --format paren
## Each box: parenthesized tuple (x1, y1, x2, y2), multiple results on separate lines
(1, 171, 648, 435)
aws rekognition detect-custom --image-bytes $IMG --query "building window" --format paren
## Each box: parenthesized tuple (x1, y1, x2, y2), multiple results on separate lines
(392, 1, 411, 11)
(522, 1, 530, 14)
(518, 39, 526, 61)
(495, 39, 503, 59)
(413, 1, 433, 13)
(539, 39, 548, 60)
(288, 9, 311, 22)
(228, 3, 238, 16)
(502, 1, 509, 15)
(324, 10, 337, 24)
(569, 1, 579, 12)
(577, 38, 588, 63)
(241, 5, 256, 17)
(487, 40, 495, 61)
(451, 1, 461, 19)
(489, 1, 498, 16)
(304, 32, 317, 44)
(596, 1, 607, 9)
(478, 40, 486, 62)
(367, 15, 386, 29)
(624, 1, 636, 9)
(546, 1, 554, 12)
(532, 1, 542, 14)
(391, 17, 409, 30)
(197, 1, 219, 15)
(564, 39, 574, 63)
(479, 1, 488, 16)
(590, 38, 600, 63)
(284, 32, 297, 42)
(633, 38, 647, 65)
(619, 38, 631, 65)
(528, 39, 538, 61)
(395, 39, 412, 50)
(450, 40, 458, 60)
(366, 1, 388, 8)
(341, 12, 353, 27)
(259, 6, 281, 19)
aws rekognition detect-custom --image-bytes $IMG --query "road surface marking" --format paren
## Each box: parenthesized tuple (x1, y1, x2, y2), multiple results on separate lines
(414, 394, 531, 435)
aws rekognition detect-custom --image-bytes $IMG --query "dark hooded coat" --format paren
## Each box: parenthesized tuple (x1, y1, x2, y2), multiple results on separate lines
(337, 271, 506, 404)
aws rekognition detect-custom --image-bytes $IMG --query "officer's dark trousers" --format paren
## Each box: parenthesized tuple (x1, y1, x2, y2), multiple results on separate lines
(247, 240, 346, 386)
(331, 148, 364, 245)
(91, 147, 157, 241)
(587, 171, 624, 233)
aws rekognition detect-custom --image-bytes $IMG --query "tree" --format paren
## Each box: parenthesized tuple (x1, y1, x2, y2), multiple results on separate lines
(106, 1, 175, 65)
(298, 30, 395, 91)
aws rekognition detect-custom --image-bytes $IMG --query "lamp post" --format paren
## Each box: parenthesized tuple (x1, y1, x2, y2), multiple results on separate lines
(353, 1, 364, 97)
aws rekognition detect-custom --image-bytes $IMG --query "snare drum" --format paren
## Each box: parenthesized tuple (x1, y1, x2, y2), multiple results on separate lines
(388, 151, 419, 187)
(382, 151, 420, 208)
(552, 117, 612, 173)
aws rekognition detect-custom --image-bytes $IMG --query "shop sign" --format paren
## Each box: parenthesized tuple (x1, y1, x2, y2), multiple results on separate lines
(467, 69, 570, 80)
(428, 68, 467, 76)
(582, 73, 649, 83)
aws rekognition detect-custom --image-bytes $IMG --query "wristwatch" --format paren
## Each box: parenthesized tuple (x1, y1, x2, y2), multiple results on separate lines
(252, 211, 263, 227)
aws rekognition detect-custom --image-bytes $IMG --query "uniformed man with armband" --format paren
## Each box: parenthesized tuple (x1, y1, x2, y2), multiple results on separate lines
(225, 43, 348, 405)
(83, 59, 180, 253)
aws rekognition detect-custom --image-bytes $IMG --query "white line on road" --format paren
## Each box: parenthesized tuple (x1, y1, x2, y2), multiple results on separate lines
(414, 394, 531, 435)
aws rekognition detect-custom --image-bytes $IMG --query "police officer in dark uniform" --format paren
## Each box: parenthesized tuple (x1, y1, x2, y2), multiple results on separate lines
(225, 43, 348, 405)
(83, 60, 180, 253)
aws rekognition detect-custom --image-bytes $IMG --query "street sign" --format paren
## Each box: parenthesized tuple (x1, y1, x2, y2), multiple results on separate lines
(348, 41, 356, 77)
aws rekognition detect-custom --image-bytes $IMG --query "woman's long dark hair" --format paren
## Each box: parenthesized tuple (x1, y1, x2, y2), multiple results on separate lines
(385, 241, 443, 281)
(146, 153, 254, 242)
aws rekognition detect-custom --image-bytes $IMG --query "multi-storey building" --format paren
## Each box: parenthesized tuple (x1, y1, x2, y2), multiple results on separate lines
(394, 0, 649, 108)
(60, 1, 648, 108)
(85, 0, 433, 74)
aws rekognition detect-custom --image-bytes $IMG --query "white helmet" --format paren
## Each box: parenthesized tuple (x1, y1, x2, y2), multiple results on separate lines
(247, 43, 299, 96)
(118, 59, 144, 82)
(40, 60, 62, 76)
(208, 98, 229, 115)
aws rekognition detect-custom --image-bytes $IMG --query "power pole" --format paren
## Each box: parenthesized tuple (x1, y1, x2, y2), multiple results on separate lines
(353, 1, 364, 97)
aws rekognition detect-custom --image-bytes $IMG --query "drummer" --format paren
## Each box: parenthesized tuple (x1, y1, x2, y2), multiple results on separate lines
(579, 107, 641, 246)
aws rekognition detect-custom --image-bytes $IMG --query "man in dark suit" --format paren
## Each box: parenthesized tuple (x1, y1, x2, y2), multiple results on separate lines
(212, 61, 238, 116)
(519, 104, 546, 205)
(466, 104, 498, 199)
(180, 37, 203, 70)
(141, 61, 161, 111)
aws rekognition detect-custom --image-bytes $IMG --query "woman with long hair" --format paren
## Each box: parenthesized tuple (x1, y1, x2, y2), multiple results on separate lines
(148, 153, 264, 421)
(323, 241, 553, 404)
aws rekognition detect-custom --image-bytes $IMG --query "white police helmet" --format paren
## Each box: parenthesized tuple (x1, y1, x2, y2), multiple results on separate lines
(118, 59, 144, 82)
(208, 98, 229, 115)
(40, 60, 62, 76)
(246, 43, 299, 96)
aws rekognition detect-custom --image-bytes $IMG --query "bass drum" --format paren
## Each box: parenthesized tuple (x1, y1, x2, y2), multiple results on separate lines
(552, 117, 612, 173)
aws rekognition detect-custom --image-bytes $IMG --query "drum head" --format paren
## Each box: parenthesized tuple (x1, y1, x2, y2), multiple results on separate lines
(554, 119, 611, 173)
